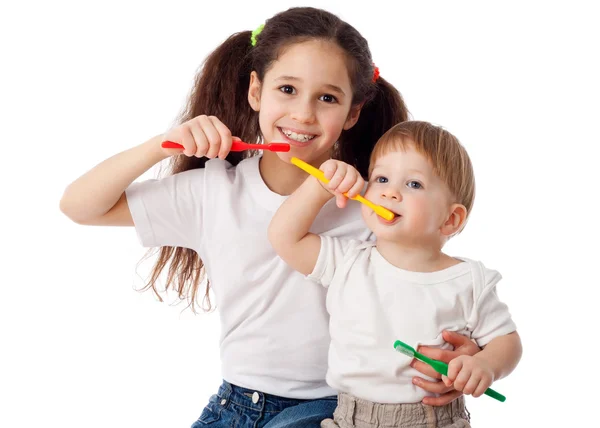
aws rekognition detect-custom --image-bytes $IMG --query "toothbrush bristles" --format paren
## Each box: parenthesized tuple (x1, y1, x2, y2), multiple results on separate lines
(393, 340, 416, 357)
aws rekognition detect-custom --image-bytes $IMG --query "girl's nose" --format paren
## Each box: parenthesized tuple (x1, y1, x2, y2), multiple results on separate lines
(290, 100, 316, 124)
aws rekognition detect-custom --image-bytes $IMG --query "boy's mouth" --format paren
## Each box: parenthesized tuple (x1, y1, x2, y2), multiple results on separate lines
(378, 209, 401, 225)
(279, 127, 317, 145)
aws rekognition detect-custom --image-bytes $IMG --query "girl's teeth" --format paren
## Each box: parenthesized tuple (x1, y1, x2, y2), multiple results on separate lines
(283, 129, 315, 143)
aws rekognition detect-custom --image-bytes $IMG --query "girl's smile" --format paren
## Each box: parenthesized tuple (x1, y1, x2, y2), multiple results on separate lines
(248, 39, 361, 166)
(278, 126, 319, 146)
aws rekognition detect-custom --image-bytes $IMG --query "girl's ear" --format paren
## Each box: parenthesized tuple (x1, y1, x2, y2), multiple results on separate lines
(441, 203, 468, 237)
(248, 71, 262, 111)
(343, 103, 363, 130)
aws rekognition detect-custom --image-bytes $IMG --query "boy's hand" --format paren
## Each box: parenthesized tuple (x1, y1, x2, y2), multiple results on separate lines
(412, 330, 481, 406)
(443, 355, 495, 398)
(320, 160, 364, 208)
(162, 115, 237, 159)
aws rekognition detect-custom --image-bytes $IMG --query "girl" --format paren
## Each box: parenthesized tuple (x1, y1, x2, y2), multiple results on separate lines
(60, 7, 478, 428)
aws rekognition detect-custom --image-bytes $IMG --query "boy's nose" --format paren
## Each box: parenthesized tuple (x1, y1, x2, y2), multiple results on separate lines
(381, 187, 402, 201)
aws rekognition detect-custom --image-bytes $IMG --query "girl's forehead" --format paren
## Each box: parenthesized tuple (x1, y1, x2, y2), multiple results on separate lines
(267, 40, 352, 86)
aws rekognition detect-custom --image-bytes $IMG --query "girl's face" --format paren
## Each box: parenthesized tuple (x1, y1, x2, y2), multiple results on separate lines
(362, 145, 457, 244)
(248, 40, 361, 166)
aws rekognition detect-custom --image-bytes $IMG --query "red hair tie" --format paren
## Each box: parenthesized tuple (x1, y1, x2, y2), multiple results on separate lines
(372, 63, 380, 82)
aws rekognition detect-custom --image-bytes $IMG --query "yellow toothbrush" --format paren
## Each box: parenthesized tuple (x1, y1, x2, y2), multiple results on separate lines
(290, 157, 394, 221)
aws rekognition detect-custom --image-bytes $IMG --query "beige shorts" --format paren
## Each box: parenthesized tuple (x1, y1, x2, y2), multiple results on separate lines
(321, 393, 471, 428)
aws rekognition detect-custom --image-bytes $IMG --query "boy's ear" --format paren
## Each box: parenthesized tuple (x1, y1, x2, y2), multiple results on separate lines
(248, 71, 261, 111)
(343, 103, 363, 130)
(441, 203, 468, 237)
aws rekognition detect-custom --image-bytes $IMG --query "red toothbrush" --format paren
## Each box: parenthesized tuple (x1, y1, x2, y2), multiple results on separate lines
(161, 140, 290, 152)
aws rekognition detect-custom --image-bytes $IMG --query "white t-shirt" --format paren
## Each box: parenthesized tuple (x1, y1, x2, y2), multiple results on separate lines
(125, 156, 371, 399)
(308, 237, 517, 404)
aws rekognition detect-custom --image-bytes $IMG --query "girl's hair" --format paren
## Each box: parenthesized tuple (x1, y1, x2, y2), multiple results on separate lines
(144, 7, 409, 311)
(369, 121, 476, 217)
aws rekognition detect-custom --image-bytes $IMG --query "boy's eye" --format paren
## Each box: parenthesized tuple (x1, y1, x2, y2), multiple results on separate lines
(406, 180, 422, 189)
(279, 85, 296, 95)
(319, 94, 338, 103)
(375, 176, 388, 183)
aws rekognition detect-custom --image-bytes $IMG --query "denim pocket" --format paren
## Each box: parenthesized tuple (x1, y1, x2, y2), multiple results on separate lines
(193, 395, 223, 425)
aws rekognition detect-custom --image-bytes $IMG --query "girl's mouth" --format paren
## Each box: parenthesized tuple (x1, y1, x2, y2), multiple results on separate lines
(278, 127, 317, 146)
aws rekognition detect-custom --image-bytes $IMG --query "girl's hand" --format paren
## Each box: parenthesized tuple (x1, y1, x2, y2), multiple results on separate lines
(161, 115, 237, 159)
(443, 355, 495, 398)
(412, 330, 481, 406)
(320, 160, 365, 208)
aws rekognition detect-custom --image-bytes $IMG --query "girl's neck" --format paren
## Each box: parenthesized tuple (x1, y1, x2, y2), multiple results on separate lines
(258, 151, 329, 196)
(375, 238, 459, 273)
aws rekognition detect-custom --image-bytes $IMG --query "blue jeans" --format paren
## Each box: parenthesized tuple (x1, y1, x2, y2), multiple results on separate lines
(191, 380, 337, 428)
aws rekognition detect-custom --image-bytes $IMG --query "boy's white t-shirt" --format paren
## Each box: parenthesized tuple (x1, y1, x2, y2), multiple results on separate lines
(125, 156, 371, 399)
(308, 237, 517, 404)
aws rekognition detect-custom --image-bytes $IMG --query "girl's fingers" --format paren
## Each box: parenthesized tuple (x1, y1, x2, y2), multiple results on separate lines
(188, 120, 209, 157)
(198, 115, 221, 158)
(208, 116, 234, 159)
(412, 376, 454, 394)
(180, 128, 198, 157)
(411, 359, 442, 379)
(422, 389, 463, 407)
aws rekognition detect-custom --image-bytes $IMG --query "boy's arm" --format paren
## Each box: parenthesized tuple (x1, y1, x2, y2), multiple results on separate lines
(268, 176, 333, 276)
(446, 331, 522, 397)
(476, 331, 522, 381)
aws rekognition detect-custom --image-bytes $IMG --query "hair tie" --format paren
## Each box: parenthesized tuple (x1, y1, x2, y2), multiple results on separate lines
(251, 24, 265, 47)
(372, 63, 380, 82)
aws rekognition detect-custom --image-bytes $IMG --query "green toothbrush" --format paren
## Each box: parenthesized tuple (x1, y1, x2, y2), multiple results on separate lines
(394, 340, 506, 402)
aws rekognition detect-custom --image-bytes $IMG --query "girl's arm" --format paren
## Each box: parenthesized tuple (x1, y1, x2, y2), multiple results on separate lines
(60, 135, 167, 226)
(268, 176, 332, 276)
(268, 159, 365, 276)
(60, 115, 235, 226)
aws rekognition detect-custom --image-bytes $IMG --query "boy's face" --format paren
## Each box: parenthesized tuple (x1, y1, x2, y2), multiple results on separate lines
(362, 144, 456, 244)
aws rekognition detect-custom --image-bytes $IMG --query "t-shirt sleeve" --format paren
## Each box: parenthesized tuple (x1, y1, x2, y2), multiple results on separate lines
(307, 236, 357, 288)
(125, 168, 204, 250)
(470, 268, 517, 347)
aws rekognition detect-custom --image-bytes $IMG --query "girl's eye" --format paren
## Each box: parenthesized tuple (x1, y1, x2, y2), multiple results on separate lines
(407, 180, 422, 189)
(279, 85, 296, 95)
(319, 94, 338, 103)
(375, 176, 388, 183)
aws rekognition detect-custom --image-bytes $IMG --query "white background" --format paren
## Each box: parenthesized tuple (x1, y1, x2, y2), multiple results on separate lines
(1, 0, 598, 427)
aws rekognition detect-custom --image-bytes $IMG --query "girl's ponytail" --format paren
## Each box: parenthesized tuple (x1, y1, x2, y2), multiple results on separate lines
(336, 77, 409, 178)
(145, 31, 260, 312)
(172, 31, 260, 173)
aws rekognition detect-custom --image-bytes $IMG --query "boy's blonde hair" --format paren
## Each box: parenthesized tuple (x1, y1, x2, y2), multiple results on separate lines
(369, 121, 476, 216)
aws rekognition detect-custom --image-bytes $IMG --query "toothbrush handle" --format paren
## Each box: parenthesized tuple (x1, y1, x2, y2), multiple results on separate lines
(416, 352, 506, 402)
(161, 141, 249, 151)
(290, 157, 394, 220)
(483, 388, 506, 402)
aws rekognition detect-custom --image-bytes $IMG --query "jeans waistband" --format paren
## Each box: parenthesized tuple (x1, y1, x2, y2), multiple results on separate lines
(217, 380, 333, 413)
